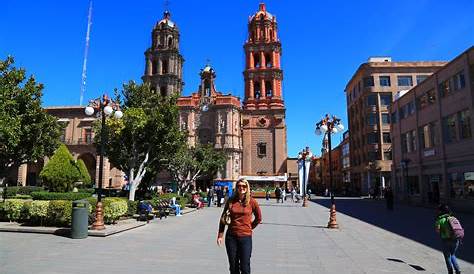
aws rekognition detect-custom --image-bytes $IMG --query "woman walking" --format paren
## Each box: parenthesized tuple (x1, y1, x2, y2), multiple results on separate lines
(217, 179, 262, 274)
(435, 204, 461, 274)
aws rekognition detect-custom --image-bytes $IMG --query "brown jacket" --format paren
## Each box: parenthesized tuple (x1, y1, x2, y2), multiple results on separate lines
(218, 198, 262, 238)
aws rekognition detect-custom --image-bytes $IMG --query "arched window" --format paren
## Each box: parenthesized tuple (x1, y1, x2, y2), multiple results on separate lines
(152, 60, 158, 75)
(265, 81, 273, 97)
(160, 86, 167, 97)
(168, 37, 173, 48)
(254, 53, 260, 68)
(254, 81, 261, 99)
(162, 60, 168, 74)
(204, 80, 211, 96)
(265, 53, 272, 68)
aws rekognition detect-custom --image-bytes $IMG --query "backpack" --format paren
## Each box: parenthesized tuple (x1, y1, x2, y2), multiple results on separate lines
(448, 216, 464, 240)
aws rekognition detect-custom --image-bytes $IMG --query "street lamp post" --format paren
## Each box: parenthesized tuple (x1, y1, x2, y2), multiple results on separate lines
(315, 114, 344, 229)
(85, 94, 122, 230)
(298, 147, 313, 207)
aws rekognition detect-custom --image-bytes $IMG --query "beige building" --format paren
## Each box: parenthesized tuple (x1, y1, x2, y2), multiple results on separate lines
(391, 47, 474, 211)
(345, 57, 446, 195)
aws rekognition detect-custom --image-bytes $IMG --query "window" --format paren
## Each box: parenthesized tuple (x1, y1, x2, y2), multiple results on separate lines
(383, 150, 392, 160)
(439, 79, 451, 97)
(391, 111, 398, 124)
(380, 94, 392, 106)
(363, 76, 374, 87)
(417, 89, 436, 109)
(367, 133, 378, 144)
(367, 113, 378, 125)
(367, 95, 377, 106)
(416, 75, 429, 84)
(265, 53, 272, 68)
(162, 60, 169, 74)
(83, 128, 93, 144)
(257, 142, 266, 157)
(459, 109, 472, 139)
(254, 81, 261, 99)
(379, 76, 391, 87)
(401, 133, 408, 153)
(408, 101, 415, 115)
(254, 53, 261, 68)
(381, 113, 390, 125)
(265, 81, 273, 97)
(398, 75, 413, 86)
(453, 71, 466, 91)
(443, 114, 457, 143)
(420, 122, 438, 149)
(368, 150, 379, 161)
(410, 130, 417, 152)
(383, 133, 391, 143)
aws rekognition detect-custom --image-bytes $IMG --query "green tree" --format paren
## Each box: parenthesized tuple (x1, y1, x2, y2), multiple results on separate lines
(168, 144, 228, 194)
(75, 159, 92, 187)
(39, 144, 80, 192)
(0, 56, 63, 179)
(101, 81, 185, 201)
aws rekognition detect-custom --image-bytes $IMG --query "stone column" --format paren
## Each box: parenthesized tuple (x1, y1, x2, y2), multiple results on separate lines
(146, 58, 152, 76)
(260, 52, 265, 69)
(261, 79, 266, 99)
(158, 59, 162, 75)
(249, 80, 254, 99)
(17, 164, 28, 186)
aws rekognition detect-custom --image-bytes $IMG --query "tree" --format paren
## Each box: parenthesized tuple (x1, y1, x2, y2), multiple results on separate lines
(168, 144, 228, 194)
(40, 144, 79, 192)
(0, 56, 63, 179)
(101, 81, 185, 201)
(76, 159, 92, 187)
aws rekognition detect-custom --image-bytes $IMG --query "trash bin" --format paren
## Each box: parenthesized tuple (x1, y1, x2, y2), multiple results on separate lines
(71, 200, 89, 239)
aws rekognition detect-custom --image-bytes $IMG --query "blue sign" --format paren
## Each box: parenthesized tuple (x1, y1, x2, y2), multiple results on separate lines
(214, 181, 234, 197)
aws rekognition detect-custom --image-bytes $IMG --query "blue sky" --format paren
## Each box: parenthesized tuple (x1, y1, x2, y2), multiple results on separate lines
(2, 0, 474, 157)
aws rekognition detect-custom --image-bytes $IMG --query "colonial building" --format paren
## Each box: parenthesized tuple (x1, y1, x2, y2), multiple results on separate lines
(345, 58, 447, 195)
(240, 3, 288, 187)
(391, 47, 474, 211)
(15, 106, 124, 188)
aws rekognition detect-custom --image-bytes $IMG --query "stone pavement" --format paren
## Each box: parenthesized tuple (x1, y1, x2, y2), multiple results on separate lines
(0, 198, 473, 274)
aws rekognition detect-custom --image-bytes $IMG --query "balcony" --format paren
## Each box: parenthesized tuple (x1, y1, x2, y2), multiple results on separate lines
(62, 137, 94, 145)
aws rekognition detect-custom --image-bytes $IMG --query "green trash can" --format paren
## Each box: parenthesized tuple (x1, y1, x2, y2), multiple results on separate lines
(71, 200, 89, 239)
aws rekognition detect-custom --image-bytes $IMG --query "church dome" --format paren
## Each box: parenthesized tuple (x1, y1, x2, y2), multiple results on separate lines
(250, 3, 274, 21)
(155, 11, 176, 29)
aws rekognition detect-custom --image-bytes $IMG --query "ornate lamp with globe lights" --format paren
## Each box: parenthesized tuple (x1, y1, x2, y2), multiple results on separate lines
(315, 114, 344, 229)
(84, 94, 122, 230)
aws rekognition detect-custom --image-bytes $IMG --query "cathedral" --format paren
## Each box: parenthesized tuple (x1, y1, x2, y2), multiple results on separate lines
(144, 3, 288, 189)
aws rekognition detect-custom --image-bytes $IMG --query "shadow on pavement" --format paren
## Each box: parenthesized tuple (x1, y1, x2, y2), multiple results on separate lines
(261, 222, 327, 229)
(313, 197, 474, 264)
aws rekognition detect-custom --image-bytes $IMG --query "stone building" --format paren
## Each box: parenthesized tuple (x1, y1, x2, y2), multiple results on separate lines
(391, 47, 474, 211)
(345, 57, 447, 195)
(240, 3, 288, 188)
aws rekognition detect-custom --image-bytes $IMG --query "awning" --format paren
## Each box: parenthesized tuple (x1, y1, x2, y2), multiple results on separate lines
(238, 175, 288, 182)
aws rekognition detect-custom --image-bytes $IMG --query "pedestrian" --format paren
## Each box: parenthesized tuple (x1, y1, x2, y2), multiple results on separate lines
(281, 188, 286, 203)
(275, 187, 281, 203)
(307, 188, 312, 199)
(217, 187, 224, 207)
(207, 187, 214, 207)
(384, 187, 394, 210)
(291, 188, 296, 203)
(435, 204, 462, 274)
(265, 189, 270, 200)
(217, 179, 262, 274)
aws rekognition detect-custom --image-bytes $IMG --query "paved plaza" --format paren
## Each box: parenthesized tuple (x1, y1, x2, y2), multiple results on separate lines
(1, 198, 473, 274)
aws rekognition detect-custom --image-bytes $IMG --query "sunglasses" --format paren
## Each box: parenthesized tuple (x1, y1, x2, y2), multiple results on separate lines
(237, 184, 248, 189)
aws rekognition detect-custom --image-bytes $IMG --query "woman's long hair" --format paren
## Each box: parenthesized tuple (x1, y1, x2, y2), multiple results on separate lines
(231, 179, 251, 206)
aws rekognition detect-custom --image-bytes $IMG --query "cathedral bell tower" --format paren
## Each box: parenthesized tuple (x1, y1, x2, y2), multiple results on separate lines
(142, 11, 184, 96)
(241, 3, 287, 184)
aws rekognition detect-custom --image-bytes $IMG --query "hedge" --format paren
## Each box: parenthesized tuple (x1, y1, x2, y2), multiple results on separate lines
(4, 199, 26, 221)
(86, 197, 129, 224)
(31, 191, 92, 201)
(47, 200, 72, 226)
(3, 186, 45, 197)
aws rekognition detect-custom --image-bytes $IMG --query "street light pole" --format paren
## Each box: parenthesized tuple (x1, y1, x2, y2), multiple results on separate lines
(85, 94, 122, 230)
(315, 114, 343, 229)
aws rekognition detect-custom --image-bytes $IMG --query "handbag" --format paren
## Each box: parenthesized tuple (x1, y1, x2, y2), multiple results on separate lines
(220, 201, 232, 225)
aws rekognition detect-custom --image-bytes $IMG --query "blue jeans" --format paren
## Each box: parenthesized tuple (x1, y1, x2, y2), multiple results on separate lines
(442, 239, 461, 274)
(225, 233, 252, 274)
(170, 204, 181, 215)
